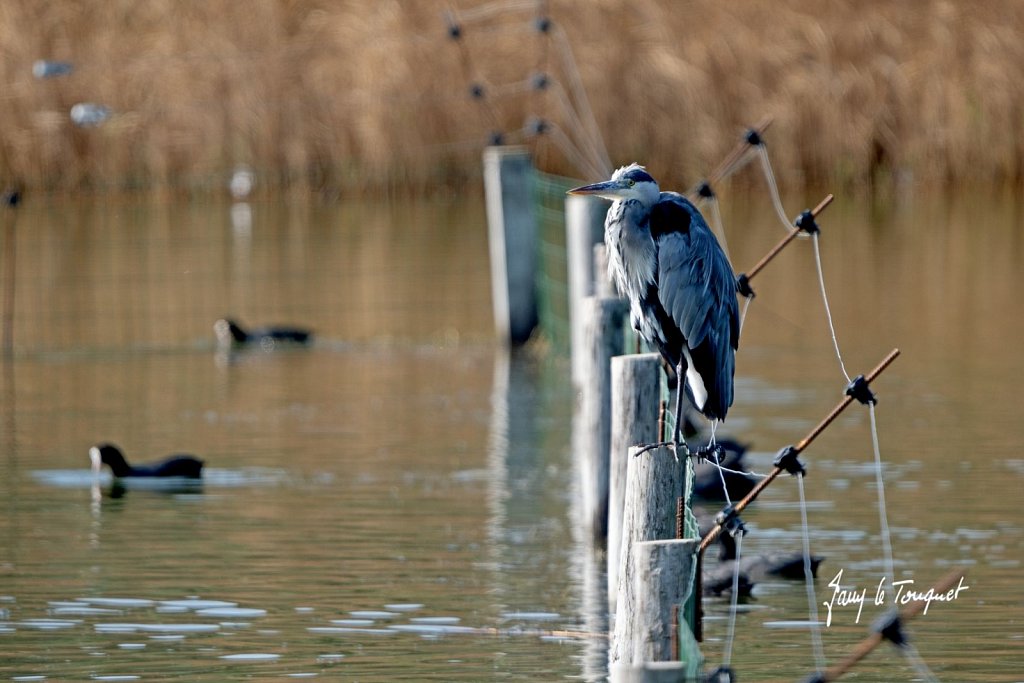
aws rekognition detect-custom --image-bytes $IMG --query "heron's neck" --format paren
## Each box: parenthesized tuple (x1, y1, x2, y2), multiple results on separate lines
(605, 200, 657, 302)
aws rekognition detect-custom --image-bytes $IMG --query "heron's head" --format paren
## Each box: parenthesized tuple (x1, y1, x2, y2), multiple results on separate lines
(567, 163, 660, 208)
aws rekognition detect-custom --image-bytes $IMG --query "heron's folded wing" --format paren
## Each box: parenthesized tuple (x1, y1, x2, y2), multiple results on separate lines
(651, 192, 739, 352)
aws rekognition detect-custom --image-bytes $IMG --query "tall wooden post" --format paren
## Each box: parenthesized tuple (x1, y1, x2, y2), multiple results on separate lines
(578, 295, 627, 542)
(567, 194, 608, 384)
(484, 147, 538, 345)
(611, 446, 686, 664)
(615, 538, 699, 664)
(593, 242, 616, 298)
(608, 353, 662, 610)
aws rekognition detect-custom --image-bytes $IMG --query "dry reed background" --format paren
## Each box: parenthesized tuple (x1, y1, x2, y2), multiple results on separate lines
(0, 0, 1022, 195)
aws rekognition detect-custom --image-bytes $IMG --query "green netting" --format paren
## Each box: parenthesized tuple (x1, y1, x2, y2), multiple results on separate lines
(677, 551, 705, 678)
(679, 450, 703, 674)
(533, 170, 577, 353)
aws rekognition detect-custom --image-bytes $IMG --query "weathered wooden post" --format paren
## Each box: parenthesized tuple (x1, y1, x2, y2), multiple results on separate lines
(609, 660, 688, 683)
(608, 353, 662, 610)
(484, 146, 538, 345)
(612, 446, 698, 669)
(567, 193, 608, 385)
(615, 539, 700, 663)
(578, 295, 627, 541)
(593, 243, 615, 298)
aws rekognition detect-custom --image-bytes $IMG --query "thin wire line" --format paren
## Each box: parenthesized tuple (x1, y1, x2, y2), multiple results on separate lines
(488, 76, 536, 96)
(902, 641, 941, 682)
(710, 425, 733, 507)
(455, 0, 540, 23)
(739, 295, 753, 334)
(549, 23, 612, 175)
(811, 233, 852, 383)
(721, 530, 744, 668)
(797, 473, 827, 672)
(868, 402, 896, 602)
(546, 80, 610, 180)
(705, 196, 731, 266)
(717, 145, 758, 184)
(538, 120, 606, 181)
(714, 463, 768, 480)
(757, 144, 794, 233)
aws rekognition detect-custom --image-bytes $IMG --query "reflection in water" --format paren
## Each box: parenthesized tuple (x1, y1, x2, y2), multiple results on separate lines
(486, 347, 602, 674)
(0, 194, 1021, 680)
(569, 389, 612, 681)
(2, 203, 18, 356)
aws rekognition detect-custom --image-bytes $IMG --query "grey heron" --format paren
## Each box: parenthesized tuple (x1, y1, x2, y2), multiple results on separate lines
(569, 164, 739, 453)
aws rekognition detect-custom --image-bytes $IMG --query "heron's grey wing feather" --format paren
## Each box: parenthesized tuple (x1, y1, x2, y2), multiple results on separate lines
(652, 193, 738, 350)
(659, 234, 713, 345)
(652, 193, 740, 418)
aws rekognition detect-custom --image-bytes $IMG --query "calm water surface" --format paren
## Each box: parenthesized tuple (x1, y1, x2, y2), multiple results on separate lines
(1, 191, 1021, 681)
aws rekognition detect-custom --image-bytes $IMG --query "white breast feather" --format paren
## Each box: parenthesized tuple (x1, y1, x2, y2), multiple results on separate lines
(604, 200, 662, 345)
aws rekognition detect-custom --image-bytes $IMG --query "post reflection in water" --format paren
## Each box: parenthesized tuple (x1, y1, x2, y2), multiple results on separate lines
(570, 394, 613, 681)
(485, 346, 604, 675)
(0, 193, 1021, 680)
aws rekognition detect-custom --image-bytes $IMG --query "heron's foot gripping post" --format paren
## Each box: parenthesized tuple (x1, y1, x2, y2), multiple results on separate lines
(692, 442, 725, 464)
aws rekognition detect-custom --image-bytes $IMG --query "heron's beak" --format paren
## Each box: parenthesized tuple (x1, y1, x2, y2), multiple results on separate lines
(567, 179, 629, 200)
(89, 447, 101, 477)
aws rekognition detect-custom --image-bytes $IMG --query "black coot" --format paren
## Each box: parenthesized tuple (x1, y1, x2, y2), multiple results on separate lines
(214, 318, 312, 350)
(89, 443, 203, 479)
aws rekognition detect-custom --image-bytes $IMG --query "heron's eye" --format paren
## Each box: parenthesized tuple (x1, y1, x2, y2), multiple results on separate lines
(628, 179, 635, 187)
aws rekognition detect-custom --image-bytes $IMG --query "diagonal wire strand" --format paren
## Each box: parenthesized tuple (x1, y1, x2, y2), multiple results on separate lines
(545, 80, 612, 180)
(901, 641, 941, 682)
(811, 233, 852, 383)
(721, 530, 744, 668)
(549, 23, 612, 176)
(868, 402, 896, 601)
(704, 195, 732, 266)
(756, 144, 795, 233)
(797, 473, 827, 672)
(455, 0, 541, 23)
(751, 140, 937, 681)
(535, 120, 607, 182)
(739, 295, 753, 334)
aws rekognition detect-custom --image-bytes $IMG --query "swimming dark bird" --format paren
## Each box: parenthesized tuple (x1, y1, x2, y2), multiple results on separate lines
(89, 443, 203, 479)
(214, 318, 312, 351)
(703, 563, 754, 598)
(569, 164, 739, 450)
(698, 513, 824, 585)
(718, 528, 824, 582)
